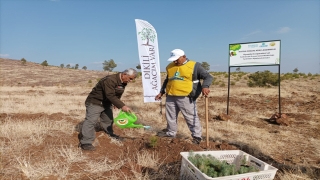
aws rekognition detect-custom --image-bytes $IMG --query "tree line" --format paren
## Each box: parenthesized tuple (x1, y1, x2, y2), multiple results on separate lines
(20, 58, 88, 70)
(20, 58, 117, 72)
(19, 58, 302, 74)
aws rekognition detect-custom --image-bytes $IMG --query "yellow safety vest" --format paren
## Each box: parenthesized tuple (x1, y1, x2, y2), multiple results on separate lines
(166, 60, 196, 96)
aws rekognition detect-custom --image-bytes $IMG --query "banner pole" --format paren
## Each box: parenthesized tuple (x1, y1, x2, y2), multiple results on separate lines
(205, 96, 209, 148)
(227, 66, 230, 115)
(160, 100, 163, 121)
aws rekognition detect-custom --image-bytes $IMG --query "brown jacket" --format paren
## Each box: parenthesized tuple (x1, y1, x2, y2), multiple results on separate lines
(85, 73, 126, 108)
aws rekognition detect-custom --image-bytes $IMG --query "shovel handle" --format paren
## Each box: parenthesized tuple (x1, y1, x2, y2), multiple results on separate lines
(205, 96, 209, 147)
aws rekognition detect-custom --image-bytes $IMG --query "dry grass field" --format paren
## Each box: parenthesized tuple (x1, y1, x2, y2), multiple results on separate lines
(0, 58, 319, 180)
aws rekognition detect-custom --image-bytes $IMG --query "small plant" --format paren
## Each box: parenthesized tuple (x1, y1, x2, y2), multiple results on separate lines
(231, 81, 235, 86)
(88, 80, 92, 83)
(148, 136, 158, 148)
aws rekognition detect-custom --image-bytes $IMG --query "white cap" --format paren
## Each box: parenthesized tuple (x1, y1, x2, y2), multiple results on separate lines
(168, 49, 185, 61)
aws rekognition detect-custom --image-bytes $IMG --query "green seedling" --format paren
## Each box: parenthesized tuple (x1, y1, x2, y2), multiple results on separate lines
(149, 136, 158, 148)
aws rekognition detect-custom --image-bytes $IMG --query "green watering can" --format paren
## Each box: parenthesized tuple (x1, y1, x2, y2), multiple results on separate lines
(114, 110, 150, 129)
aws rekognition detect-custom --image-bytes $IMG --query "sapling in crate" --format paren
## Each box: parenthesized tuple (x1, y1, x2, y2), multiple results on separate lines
(187, 151, 259, 178)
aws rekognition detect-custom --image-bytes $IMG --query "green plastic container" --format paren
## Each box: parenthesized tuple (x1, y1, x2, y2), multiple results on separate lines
(114, 110, 144, 129)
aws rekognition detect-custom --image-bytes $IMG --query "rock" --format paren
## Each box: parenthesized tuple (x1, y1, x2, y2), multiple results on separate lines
(276, 118, 290, 126)
(217, 113, 231, 121)
(270, 113, 290, 126)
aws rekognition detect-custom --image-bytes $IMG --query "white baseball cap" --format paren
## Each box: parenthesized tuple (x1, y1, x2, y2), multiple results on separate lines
(168, 49, 185, 61)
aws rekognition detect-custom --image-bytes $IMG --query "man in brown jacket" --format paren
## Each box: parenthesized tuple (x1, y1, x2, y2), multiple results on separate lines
(79, 68, 137, 151)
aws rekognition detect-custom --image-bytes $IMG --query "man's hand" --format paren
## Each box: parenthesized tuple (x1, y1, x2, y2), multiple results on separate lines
(202, 88, 210, 97)
(155, 93, 163, 101)
(121, 105, 132, 113)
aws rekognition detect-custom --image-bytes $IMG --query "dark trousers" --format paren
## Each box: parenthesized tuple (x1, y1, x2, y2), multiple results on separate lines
(80, 103, 113, 145)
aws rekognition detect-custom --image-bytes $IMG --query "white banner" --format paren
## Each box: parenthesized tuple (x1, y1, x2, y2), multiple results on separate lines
(229, 40, 281, 66)
(135, 19, 161, 103)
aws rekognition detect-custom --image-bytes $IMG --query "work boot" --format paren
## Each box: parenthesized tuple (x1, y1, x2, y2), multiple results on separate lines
(80, 144, 96, 151)
(156, 131, 175, 138)
(192, 136, 202, 145)
(161, 128, 168, 132)
(105, 131, 124, 141)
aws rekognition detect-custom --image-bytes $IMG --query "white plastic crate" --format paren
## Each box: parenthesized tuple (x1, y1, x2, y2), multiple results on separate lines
(180, 150, 278, 180)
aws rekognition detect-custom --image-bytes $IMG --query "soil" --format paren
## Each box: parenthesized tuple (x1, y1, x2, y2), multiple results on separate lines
(0, 112, 239, 179)
(1, 91, 319, 179)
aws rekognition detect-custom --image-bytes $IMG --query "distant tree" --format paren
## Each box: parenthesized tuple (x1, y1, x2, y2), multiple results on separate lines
(20, 58, 27, 65)
(60, 64, 64, 68)
(293, 68, 299, 73)
(103, 59, 117, 71)
(66, 64, 71, 68)
(75, 64, 79, 69)
(82, 66, 87, 70)
(201, 62, 210, 71)
(136, 64, 141, 70)
(236, 67, 241, 72)
(41, 60, 48, 68)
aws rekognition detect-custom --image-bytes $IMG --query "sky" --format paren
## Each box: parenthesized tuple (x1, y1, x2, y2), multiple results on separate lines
(1, 0, 319, 73)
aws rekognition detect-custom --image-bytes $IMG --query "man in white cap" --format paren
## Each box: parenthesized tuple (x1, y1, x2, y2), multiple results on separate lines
(155, 49, 213, 144)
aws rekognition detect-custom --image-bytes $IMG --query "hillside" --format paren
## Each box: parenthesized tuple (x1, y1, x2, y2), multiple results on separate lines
(0, 58, 109, 87)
